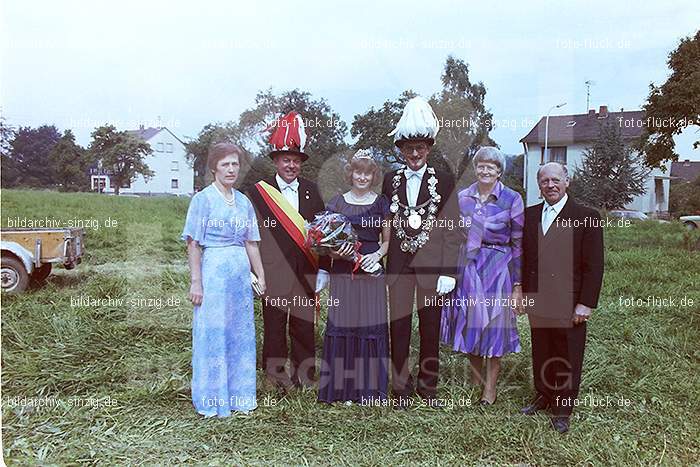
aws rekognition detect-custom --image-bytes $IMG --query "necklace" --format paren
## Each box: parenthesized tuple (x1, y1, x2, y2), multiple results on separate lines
(389, 166, 440, 253)
(347, 190, 375, 204)
(213, 183, 236, 207)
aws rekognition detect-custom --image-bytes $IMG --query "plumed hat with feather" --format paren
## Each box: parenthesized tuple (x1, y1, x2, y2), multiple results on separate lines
(387, 96, 440, 148)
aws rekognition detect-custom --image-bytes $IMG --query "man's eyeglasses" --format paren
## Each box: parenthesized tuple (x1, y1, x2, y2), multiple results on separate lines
(400, 143, 429, 154)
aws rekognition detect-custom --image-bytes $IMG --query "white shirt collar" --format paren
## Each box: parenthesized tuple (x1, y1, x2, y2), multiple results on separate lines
(276, 174, 299, 190)
(545, 193, 568, 215)
(404, 164, 427, 179)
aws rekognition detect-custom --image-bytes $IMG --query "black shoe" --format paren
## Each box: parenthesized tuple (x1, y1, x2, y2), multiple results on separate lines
(521, 395, 550, 415)
(551, 416, 570, 434)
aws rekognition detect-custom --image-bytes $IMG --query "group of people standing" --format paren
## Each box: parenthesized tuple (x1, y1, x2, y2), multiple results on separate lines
(181, 97, 604, 434)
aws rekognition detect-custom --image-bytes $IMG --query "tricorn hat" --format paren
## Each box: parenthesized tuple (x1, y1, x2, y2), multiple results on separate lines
(267, 111, 309, 161)
(388, 96, 440, 148)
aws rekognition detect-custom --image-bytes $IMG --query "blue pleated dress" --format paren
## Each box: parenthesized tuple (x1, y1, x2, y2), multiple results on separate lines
(181, 184, 260, 416)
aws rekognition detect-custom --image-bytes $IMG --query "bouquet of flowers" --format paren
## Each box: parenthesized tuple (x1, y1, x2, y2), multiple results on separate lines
(305, 211, 382, 275)
(305, 211, 358, 256)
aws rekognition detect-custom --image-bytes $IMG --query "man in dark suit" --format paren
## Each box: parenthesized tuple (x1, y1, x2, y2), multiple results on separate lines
(382, 97, 462, 408)
(247, 111, 330, 392)
(519, 161, 604, 433)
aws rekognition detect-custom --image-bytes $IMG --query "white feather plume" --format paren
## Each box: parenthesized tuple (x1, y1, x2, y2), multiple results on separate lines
(387, 96, 440, 142)
(295, 113, 307, 151)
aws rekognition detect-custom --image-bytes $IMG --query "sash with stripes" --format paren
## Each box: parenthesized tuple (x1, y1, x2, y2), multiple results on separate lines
(254, 180, 319, 270)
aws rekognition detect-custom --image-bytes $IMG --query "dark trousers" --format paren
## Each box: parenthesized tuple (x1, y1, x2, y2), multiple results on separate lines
(530, 321, 587, 416)
(388, 271, 440, 399)
(262, 281, 316, 386)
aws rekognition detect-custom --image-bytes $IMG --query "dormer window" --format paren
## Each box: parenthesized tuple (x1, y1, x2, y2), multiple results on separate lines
(566, 121, 576, 127)
(541, 146, 567, 164)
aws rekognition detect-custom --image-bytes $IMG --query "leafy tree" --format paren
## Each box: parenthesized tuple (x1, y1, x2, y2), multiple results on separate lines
(0, 115, 14, 157)
(88, 125, 154, 195)
(637, 30, 700, 168)
(4, 125, 61, 187)
(0, 116, 18, 187)
(570, 122, 650, 210)
(184, 123, 239, 189)
(669, 175, 700, 216)
(501, 153, 524, 196)
(351, 90, 417, 164)
(433, 56, 496, 186)
(47, 129, 92, 191)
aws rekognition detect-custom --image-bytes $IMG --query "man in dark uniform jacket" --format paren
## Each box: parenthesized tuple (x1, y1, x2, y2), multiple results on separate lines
(520, 162, 604, 433)
(247, 111, 330, 391)
(382, 97, 462, 408)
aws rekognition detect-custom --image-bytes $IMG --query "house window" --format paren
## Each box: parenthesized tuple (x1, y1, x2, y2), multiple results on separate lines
(166, 143, 173, 153)
(93, 177, 107, 191)
(171, 161, 179, 171)
(541, 146, 567, 164)
(171, 179, 179, 189)
(157, 142, 164, 152)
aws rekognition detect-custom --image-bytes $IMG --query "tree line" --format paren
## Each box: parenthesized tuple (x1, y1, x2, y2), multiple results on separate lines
(2, 29, 698, 212)
(0, 123, 153, 195)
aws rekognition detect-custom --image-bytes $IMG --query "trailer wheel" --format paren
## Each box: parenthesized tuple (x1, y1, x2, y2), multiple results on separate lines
(1, 256, 30, 294)
(31, 263, 52, 283)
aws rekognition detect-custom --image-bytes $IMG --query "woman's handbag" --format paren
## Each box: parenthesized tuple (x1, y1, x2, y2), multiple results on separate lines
(250, 272, 264, 297)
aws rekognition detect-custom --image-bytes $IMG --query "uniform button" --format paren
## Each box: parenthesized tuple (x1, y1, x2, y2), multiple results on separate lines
(551, 274, 555, 278)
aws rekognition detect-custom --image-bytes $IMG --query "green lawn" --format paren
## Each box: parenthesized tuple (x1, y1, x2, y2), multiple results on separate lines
(2, 189, 699, 465)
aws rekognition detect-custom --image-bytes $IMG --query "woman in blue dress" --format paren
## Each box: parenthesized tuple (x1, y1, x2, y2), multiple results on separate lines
(182, 143, 266, 417)
(318, 150, 391, 404)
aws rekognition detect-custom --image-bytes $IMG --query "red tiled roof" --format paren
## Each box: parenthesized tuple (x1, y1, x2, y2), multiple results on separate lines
(520, 109, 646, 145)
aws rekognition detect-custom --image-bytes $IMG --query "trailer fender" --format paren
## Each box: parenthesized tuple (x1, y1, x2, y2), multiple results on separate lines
(0, 241, 35, 274)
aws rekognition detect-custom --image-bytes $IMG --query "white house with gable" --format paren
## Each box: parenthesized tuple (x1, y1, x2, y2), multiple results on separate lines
(90, 126, 194, 196)
(519, 106, 671, 215)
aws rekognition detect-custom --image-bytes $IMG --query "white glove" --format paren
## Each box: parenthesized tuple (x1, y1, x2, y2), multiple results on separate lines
(360, 252, 382, 274)
(436, 275, 456, 296)
(315, 269, 330, 293)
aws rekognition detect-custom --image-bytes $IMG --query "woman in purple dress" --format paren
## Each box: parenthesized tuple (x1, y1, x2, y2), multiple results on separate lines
(441, 147, 524, 405)
(318, 150, 391, 404)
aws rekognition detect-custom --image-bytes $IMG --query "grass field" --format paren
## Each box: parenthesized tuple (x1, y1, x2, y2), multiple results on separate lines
(2, 189, 700, 465)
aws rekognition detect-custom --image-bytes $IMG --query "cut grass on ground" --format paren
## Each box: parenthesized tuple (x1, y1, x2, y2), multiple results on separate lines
(2, 189, 699, 465)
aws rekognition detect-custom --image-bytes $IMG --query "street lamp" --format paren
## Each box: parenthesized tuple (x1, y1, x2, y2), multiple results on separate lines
(544, 102, 567, 162)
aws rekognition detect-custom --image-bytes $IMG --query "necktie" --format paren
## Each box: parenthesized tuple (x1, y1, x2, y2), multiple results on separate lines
(542, 205, 555, 235)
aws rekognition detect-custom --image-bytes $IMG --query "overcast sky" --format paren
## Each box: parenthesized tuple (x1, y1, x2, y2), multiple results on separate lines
(2, 0, 699, 159)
